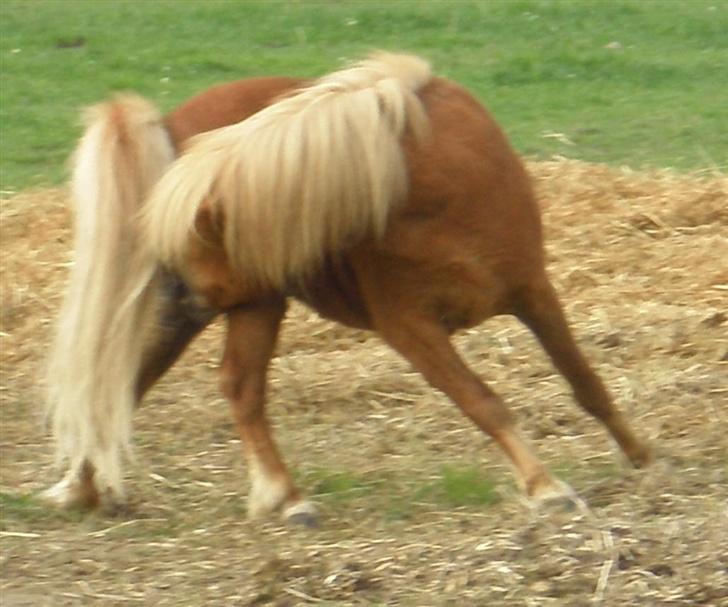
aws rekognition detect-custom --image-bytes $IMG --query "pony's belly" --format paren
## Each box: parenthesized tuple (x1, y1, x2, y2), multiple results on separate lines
(425, 267, 510, 332)
(288, 258, 372, 330)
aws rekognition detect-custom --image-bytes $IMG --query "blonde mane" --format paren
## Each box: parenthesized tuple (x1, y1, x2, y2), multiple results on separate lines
(144, 52, 432, 290)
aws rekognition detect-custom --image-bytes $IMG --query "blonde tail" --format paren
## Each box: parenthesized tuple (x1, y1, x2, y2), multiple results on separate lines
(46, 95, 175, 497)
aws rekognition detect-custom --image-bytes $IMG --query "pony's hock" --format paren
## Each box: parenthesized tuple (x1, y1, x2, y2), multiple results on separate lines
(45, 52, 649, 520)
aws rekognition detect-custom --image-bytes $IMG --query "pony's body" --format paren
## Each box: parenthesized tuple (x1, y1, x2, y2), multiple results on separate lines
(45, 54, 648, 522)
(161, 74, 542, 330)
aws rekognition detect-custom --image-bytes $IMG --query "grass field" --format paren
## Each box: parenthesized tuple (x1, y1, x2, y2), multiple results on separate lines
(1, 1, 727, 606)
(1, 0, 727, 192)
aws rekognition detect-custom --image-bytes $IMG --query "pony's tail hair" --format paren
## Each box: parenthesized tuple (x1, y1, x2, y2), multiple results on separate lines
(46, 94, 175, 495)
(144, 52, 433, 291)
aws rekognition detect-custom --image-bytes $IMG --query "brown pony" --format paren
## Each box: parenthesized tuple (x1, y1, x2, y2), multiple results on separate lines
(44, 53, 649, 524)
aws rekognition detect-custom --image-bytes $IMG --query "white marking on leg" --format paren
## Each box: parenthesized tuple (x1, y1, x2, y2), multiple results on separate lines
(41, 462, 127, 510)
(246, 459, 290, 519)
(40, 466, 104, 509)
(529, 478, 576, 503)
(40, 476, 77, 507)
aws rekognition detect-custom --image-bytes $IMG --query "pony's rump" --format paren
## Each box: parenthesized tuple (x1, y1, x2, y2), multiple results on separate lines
(144, 52, 433, 290)
(46, 94, 175, 494)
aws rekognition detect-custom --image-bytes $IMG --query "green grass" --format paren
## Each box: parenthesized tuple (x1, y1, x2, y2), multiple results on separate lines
(414, 465, 500, 508)
(310, 469, 376, 501)
(1, 0, 726, 192)
(0, 491, 84, 528)
(304, 465, 499, 520)
(0, 492, 49, 526)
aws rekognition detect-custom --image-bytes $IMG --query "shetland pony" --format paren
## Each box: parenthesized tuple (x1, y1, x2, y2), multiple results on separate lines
(44, 53, 649, 523)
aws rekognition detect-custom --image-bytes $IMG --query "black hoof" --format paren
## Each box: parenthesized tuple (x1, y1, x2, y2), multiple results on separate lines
(286, 510, 319, 528)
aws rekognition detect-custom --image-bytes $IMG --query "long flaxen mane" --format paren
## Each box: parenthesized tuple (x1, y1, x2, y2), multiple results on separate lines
(143, 52, 432, 290)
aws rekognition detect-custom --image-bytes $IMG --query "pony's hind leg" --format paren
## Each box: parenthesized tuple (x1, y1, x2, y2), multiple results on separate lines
(367, 304, 565, 502)
(220, 299, 316, 525)
(41, 460, 100, 510)
(42, 275, 216, 511)
(136, 271, 217, 399)
(513, 277, 650, 467)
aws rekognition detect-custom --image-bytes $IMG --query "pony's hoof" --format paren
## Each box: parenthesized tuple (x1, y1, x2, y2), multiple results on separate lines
(528, 479, 579, 513)
(283, 500, 318, 528)
(39, 478, 99, 510)
(627, 444, 652, 469)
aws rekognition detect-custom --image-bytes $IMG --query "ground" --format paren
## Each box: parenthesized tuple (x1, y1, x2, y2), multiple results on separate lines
(1, 160, 726, 606)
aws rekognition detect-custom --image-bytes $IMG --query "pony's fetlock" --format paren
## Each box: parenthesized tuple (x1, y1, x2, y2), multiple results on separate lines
(524, 470, 567, 500)
(246, 475, 317, 525)
(526, 477, 579, 513)
(40, 474, 100, 511)
(247, 474, 296, 520)
(625, 442, 652, 469)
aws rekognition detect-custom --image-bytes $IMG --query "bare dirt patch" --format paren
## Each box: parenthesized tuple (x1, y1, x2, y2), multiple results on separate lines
(1, 160, 727, 606)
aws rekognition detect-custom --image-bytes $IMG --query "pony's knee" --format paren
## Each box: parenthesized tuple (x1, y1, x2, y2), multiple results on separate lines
(570, 370, 616, 417)
(219, 363, 266, 420)
(466, 388, 515, 436)
(219, 363, 245, 396)
(219, 367, 247, 403)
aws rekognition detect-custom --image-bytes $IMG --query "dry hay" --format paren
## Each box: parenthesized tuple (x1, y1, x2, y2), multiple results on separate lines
(1, 159, 726, 606)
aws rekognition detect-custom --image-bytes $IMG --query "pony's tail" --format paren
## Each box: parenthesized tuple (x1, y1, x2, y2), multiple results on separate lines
(46, 95, 175, 496)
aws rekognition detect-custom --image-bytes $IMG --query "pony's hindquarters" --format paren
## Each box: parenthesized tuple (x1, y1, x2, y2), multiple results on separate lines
(45, 95, 175, 506)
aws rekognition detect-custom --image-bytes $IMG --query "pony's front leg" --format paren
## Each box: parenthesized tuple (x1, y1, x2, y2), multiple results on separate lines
(221, 300, 317, 525)
(513, 277, 650, 467)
